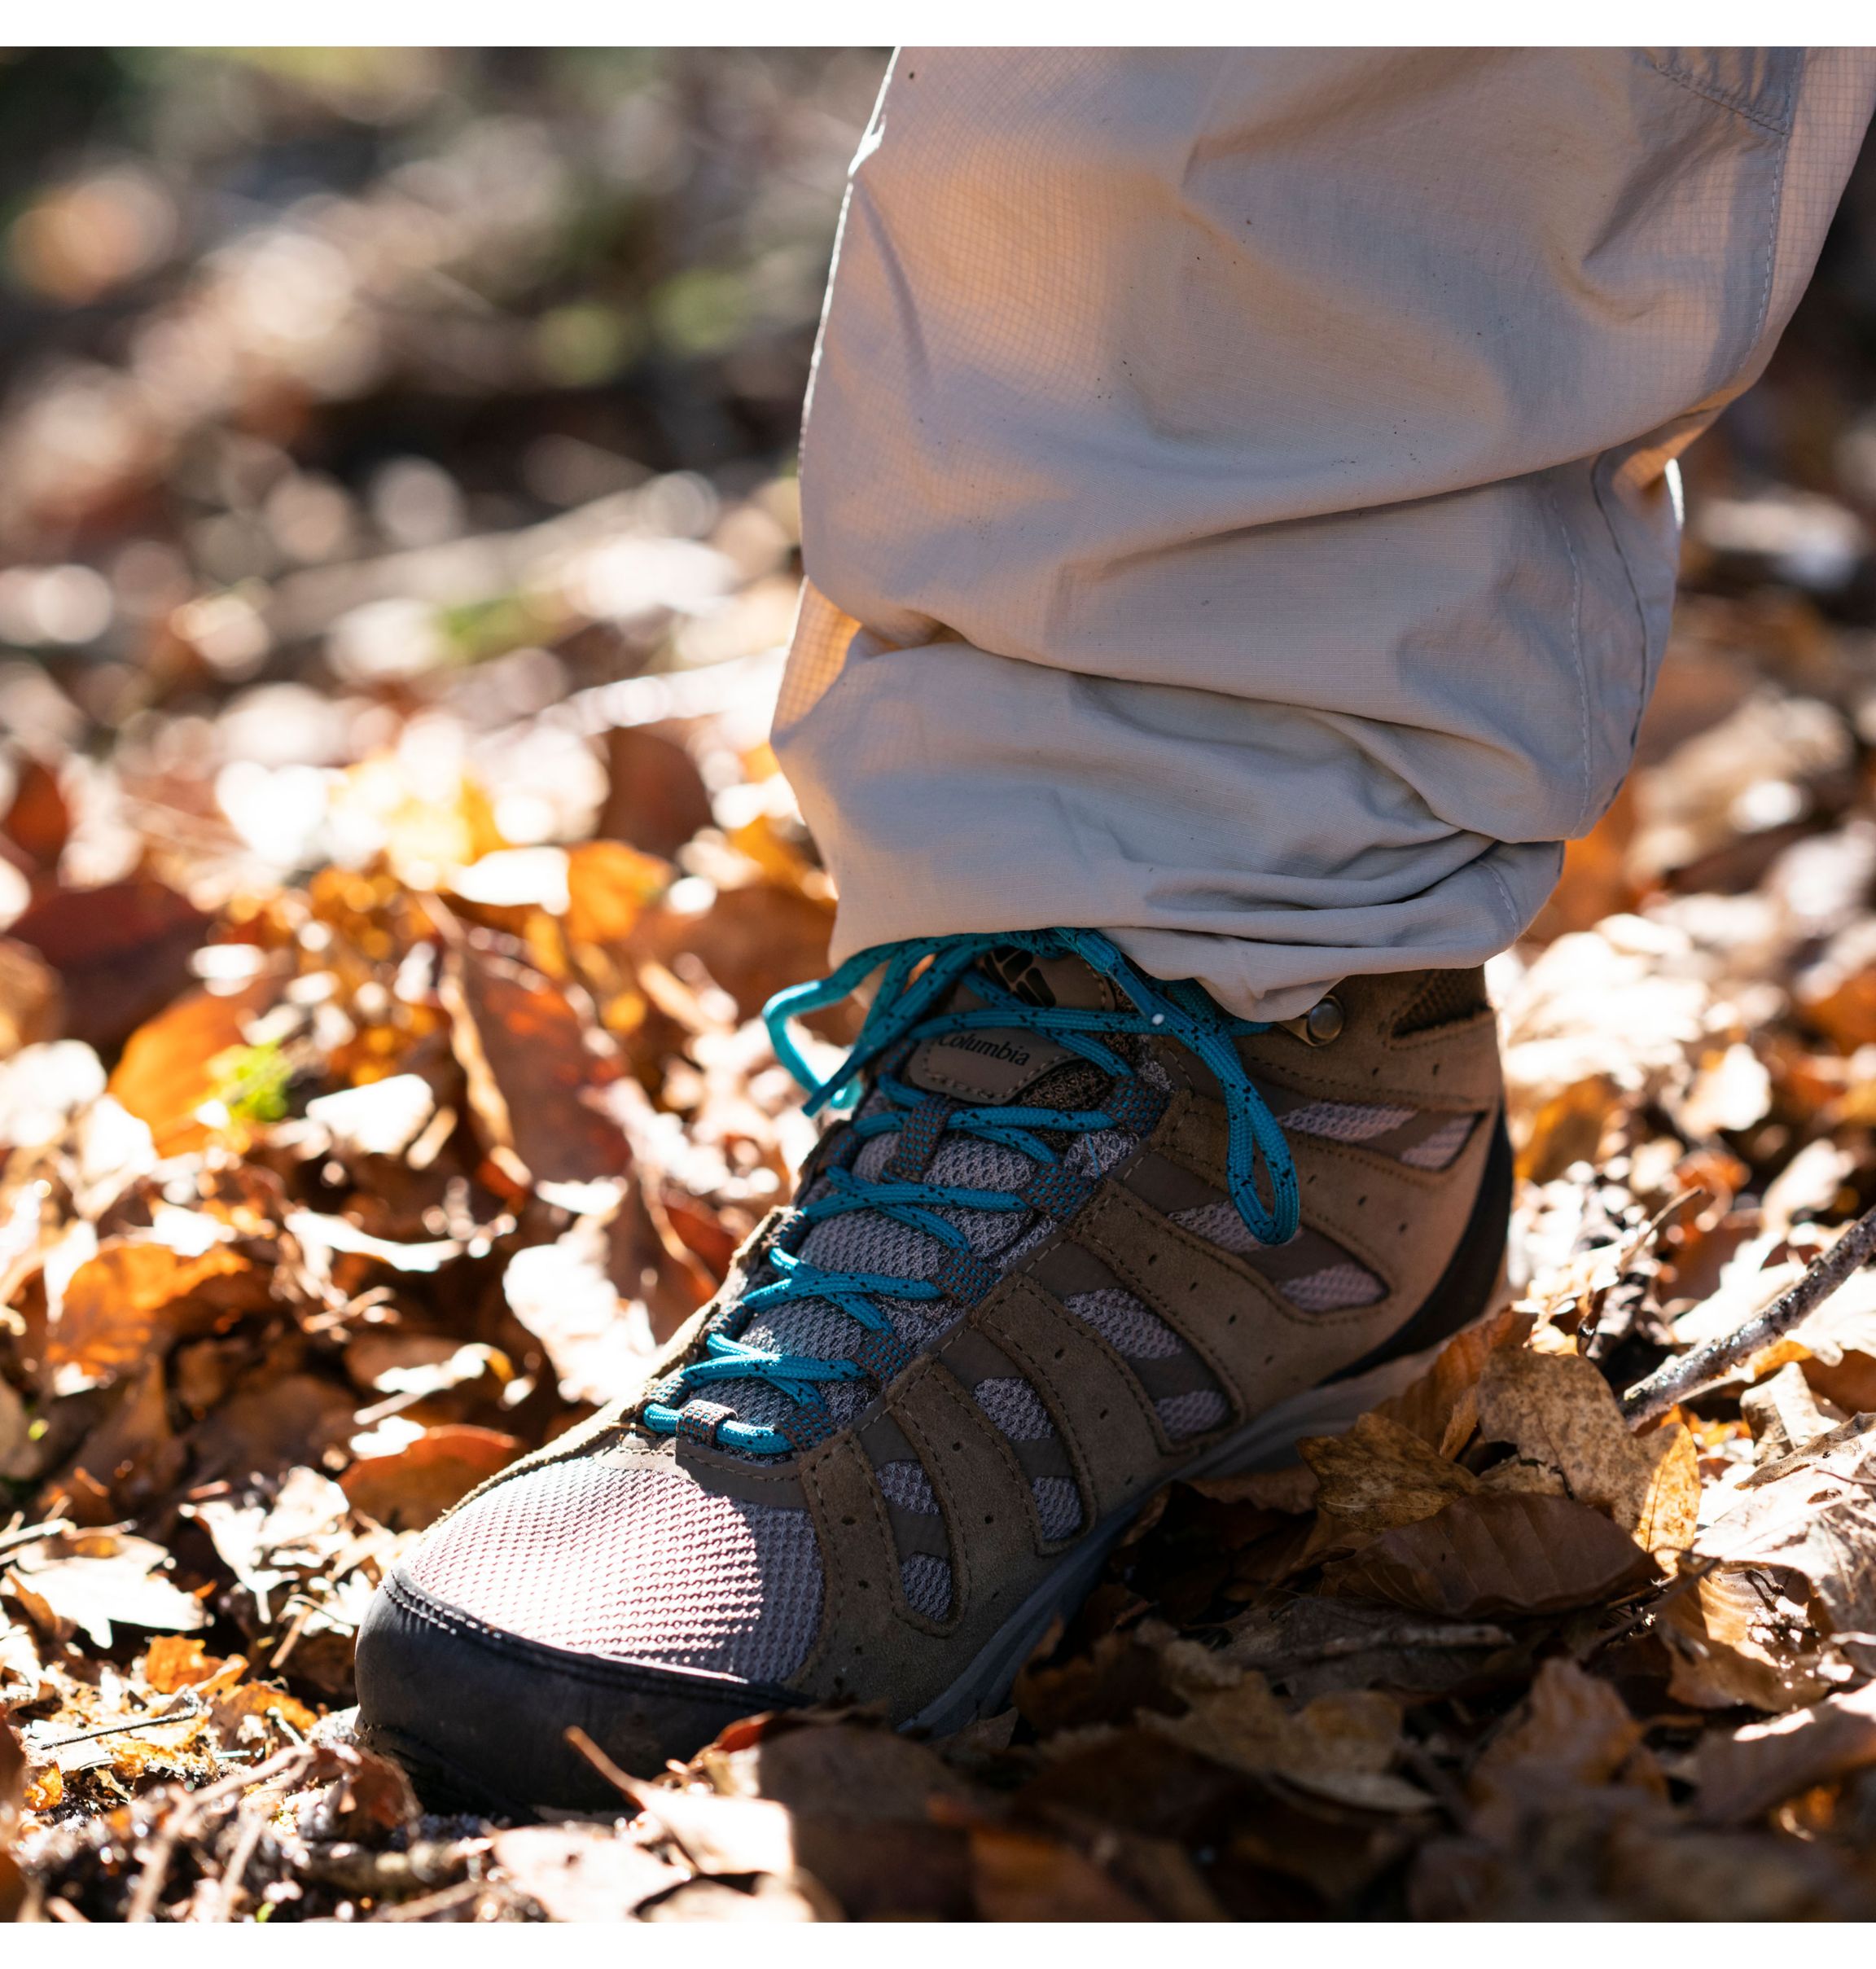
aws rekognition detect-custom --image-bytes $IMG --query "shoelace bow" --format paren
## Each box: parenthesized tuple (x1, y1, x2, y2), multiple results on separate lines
(640, 927, 1298, 1457)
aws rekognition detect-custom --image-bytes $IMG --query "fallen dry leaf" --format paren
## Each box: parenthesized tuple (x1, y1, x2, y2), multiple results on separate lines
(1741, 1358, 1840, 1464)
(1, 756, 70, 875)
(209, 1677, 321, 1744)
(1373, 1304, 1531, 1458)
(1220, 1596, 1514, 1703)
(312, 1743, 421, 1839)
(1659, 1565, 1833, 1713)
(6, 1533, 207, 1648)
(142, 1635, 233, 1693)
(46, 1238, 274, 1396)
(11, 875, 209, 1055)
(596, 725, 714, 863)
(1321, 1491, 1659, 1618)
(968, 1825, 1155, 1922)
(1476, 1344, 1700, 1554)
(0, 938, 61, 1060)
(1695, 1414, 1876, 1634)
(1696, 1682, 1876, 1823)
(56, 1354, 187, 1513)
(339, 1423, 521, 1530)
(638, 1872, 832, 1921)
(1142, 1669, 1427, 1810)
(700, 1715, 975, 1822)
(502, 1208, 659, 1404)
(1297, 1410, 1481, 1556)
(444, 937, 632, 1187)
(643, 882, 834, 1025)
(107, 972, 283, 1151)
(1469, 1658, 1664, 1836)
(493, 1824, 687, 1921)
(567, 839, 670, 948)
(620, 1780, 797, 1877)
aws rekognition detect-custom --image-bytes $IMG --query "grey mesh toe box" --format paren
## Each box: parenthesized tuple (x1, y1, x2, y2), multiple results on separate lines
(353, 1445, 822, 1809)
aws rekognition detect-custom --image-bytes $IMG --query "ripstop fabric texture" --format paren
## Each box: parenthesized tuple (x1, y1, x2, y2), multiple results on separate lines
(774, 49, 1876, 1020)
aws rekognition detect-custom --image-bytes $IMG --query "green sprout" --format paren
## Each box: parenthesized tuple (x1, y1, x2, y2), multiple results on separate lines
(208, 1042, 293, 1125)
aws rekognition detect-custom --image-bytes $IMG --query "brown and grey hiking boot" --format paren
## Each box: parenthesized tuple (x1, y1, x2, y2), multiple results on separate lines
(356, 928, 1509, 1811)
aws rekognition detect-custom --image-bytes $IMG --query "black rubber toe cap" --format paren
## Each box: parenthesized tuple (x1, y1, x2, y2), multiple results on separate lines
(354, 1569, 804, 1813)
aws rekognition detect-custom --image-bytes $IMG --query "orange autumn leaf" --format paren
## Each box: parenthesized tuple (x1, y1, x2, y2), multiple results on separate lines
(340, 1423, 522, 1531)
(47, 1239, 274, 1395)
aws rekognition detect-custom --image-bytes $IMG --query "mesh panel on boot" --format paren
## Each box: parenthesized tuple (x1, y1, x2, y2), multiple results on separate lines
(801, 1209, 944, 1277)
(877, 1458, 939, 1514)
(926, 1138, 1050, 1248)
(1156, 1389, 1230, 1439)
(1032, 1475, 1081, 1539)
(1283, 1262, 1387, 1313)
(1281, 1100, 1415, 1143)
(1394, 968, 1490, 1035)
(1400, 1114, 1476, 1170)
(1172, 1198, 1265, 1254)
(901, 1552, 953, 1619)
(1066, 1127, 1133, 1179)
(974, 1376, 1054, 1441)
(406, 1455, 822, 1684)
(1066, 1287, 1183, 1359)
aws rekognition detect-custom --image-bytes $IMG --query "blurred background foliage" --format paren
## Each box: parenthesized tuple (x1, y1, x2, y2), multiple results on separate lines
(4, 47, 1876, 805)
(0, 47, 885, 751)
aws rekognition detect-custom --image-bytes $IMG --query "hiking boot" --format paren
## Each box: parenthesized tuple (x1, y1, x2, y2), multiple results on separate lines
(356, 928, 1510, 1811)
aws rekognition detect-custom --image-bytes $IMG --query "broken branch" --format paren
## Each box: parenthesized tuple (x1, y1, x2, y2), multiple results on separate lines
(1621, 1199, 1876, 1424)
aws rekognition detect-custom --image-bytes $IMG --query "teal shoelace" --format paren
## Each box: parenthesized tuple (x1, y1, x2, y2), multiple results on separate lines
(639, 927, 1298, 1457)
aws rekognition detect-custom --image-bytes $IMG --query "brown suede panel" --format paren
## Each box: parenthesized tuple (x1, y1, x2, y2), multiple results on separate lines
(936, 1323, 1025, 1390)
(792, 1432, 919, 1703)
(1074, 1179, 1402, 1418)
(1289, 1122, 1495, 1331)
(980, 1272, 1174, 1520)
(1232, 968, 1501, 1112)
(793, 1362, 1050, 1714)
(896, 1356, 1046, 1590)
(885, 1502, 951, 1559)
(1155, 1076, 1498, 1350)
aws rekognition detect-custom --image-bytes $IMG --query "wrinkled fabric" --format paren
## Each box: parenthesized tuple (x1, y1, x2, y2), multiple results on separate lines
(774, 49, 1876, 1018)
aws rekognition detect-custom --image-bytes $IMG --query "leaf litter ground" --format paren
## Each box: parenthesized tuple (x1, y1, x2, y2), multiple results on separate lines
(14, 585, 1876, 1918)
(14, 45, 1876, 1921)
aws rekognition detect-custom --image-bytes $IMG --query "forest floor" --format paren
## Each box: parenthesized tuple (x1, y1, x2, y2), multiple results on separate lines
(11, 47, 1876, 1923)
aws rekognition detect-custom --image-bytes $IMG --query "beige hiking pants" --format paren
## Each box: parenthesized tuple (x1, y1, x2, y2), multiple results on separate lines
(772, 50, 1876, 1020)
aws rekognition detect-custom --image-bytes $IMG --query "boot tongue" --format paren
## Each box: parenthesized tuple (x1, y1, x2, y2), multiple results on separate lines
(901, 945, 1120, 1106)
(976, 945, 1117, 1013)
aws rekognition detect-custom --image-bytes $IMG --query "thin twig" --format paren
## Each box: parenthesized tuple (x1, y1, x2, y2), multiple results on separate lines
(370, 1879, 488, 1923)
(36, 1691, 204, 1752)
(563, 1726, 643, 1808)
(1583, 1554, 1722, 1660)
(0, 1518, 75, 1560)
(207, 1775, 297, 1924)
(1621, 1199, 1876, 1424)
(126, 1746, 313, 1923)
